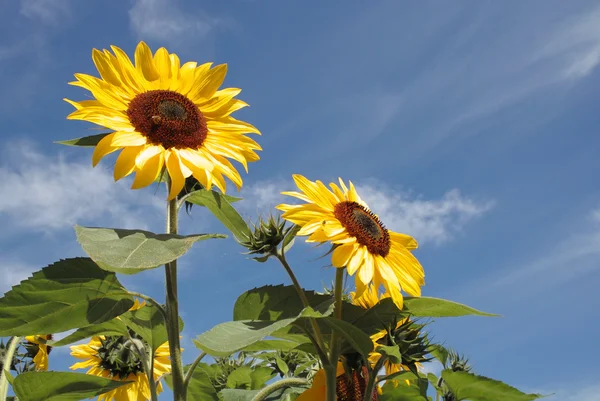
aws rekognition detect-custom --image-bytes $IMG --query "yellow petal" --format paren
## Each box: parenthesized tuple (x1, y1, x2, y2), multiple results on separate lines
(114, 145, 143, 181)
(347, 246, 366, 276)
(111, 131, 147, 147)
(358, 250, 374, 284)
(331, 242, 357, 267)
(135, 41, 160, 82)
(390, 231, 419, 250)
(131, 149, 165, 189)
(92, 132, 119, 166)
(165, 150, 185, 200)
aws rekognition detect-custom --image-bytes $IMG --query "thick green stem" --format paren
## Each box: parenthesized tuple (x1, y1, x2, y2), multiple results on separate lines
(0, 336, 20, 401)
(250, 377, 308, 401)
(364, 355, 386, 401)
(127, 332, 158, 401)
(165, 193, 185, 401)
(276, 253, 328, 364)
(183, 352, 206, 396)
(325, 268, 345, 401)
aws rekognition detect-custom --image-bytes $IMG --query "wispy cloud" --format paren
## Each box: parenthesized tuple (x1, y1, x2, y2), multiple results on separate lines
(19, 0, 71, 24)
(0, 141, 163, 233)
(0, 258, 33, 294)
(239, 178, 493, 245)
(128, 0, 222, 44)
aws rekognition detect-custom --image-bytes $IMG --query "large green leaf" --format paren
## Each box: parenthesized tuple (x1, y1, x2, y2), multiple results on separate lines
(379, 379, 429, 401)
(441, 370, 544, 401)
(194, 306, 331, 357)
(12, 371, 129, 401)
(56, 133, 110, 147)
(226, 366, 276, 390)
(0, 258, 133, 336)
(52, 319, 128, 347)
(185, 190, 251, 241)
(221, 387, 307, 401)
(322, 318, 373, 358)
(75, 226, 225, 274)
(403, 297, 497, 317)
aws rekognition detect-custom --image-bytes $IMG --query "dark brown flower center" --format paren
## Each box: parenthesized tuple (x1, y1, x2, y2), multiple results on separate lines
(127, 90, 207, 149)
(333, 201, 390, 256)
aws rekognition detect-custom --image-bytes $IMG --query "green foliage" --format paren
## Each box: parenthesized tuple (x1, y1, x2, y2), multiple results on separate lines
(51, 319, 129, 347)
(226, 366, 276, 390)
(118, 303, 179, 351)
(55, 133, 110, 147)
(379, 379, 429, 401)
(75, 225, 225, 274)
(220, 386, 307, 401)
(12, 371, 129, 401)
(193, 305, 331, 356)
(403, 297, 497, 317)
(0, 258, 133, 336)
(441, 370, 544, 401)
(185, 189, 251, 241)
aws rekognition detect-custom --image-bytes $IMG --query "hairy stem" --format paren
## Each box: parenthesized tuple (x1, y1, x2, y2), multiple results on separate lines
(165, 190, 185, 401)
(183, 352, 206, 395)
(0, 336, 20, 401)
(325, 268, 345, 401)
(250, 378, 308, 401)
(363, 355, 386, 401)
(275, 252, 328, 363)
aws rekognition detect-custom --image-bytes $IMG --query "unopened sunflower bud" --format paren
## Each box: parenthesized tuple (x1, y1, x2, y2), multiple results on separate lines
(386, 319, 431, 373)
(240, 215, 292, 259)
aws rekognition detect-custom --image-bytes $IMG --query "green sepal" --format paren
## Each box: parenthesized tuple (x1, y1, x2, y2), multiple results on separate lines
(0, 258, 133, 336)
(75, 225, 225, 274)
(55, 133, 110, 147)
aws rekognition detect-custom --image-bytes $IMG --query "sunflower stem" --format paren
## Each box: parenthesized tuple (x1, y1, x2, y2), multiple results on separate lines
(126, 331, 158, 401)
(165, 190, 185, 401)
(250, 377, 308, 401)
(183, 352, 206, 395)
(0, 336, 20, 401)
(325, 268, 345, 401)
(275, 252, 328, 365)
(363, 355, 386, 401)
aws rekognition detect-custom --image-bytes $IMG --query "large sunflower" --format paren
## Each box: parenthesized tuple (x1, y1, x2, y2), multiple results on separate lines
(65, 41, 261, 200)
(277, 175, 424, 308)
(24, 334, 52, 371)
(70, 336, 171, 401)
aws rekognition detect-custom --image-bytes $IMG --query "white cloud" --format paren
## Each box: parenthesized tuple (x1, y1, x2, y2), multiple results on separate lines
(20, 0, 70, 24)
(239, 178, 493, 245)
(0, 259, 32, 294)
(129, 0, 220, 44)
(0, 141, 163, 233)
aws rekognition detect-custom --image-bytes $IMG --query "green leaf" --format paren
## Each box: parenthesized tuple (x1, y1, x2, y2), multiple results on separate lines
(165, 363, 219, 401)
(56, 133, 110, 147)
(12, 371, 129, 401)
(321, 318, 373, 357)
(441, 370, 544, 401)
(194, 306, 331, 356)
(379, 379, 428, 401)
(377, 345, 402, 364)
(0, 258, 133, 336)
(238, 339, 304, 352)
(221, 387, 306, 401)
(226, 366, 275, 390)
(75, 226, 225, 274)
(429, 344, 450, 366)
(185, 190, 251, 241)
(281, 225, 301, 255)
(119, 303, 184, 351)
(403, 297, 497, 317)
(51, 319, 128, 347)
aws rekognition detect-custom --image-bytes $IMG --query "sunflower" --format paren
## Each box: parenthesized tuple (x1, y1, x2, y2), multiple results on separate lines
(65, 41, 261, 200)
(352, 286, 423, 386)
(24, 334, 52, 371)
(70, 336, 171, 401)
(296, 363, 345, 401)
(277, 175, 424, 309)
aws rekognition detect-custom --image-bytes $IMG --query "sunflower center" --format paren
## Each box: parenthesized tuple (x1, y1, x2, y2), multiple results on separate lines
(96, 333, 145, 379)
(127, 90, 207, 150)
(333, 201, 390, 256)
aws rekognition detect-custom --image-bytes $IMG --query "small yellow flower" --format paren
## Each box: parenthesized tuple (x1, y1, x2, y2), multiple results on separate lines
(70, 336, 171, 401)
(65, 41, 261, 200)
(24, 334, 52, 371)
(277, 175, 424, 309)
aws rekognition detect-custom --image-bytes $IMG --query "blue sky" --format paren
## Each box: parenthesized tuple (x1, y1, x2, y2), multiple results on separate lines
(1, 0, 600, 399)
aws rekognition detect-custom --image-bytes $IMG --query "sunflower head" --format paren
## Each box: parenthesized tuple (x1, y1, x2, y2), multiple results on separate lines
(240, 215, 293, 259)
(95, 333, 146, 379)
(24, 334, 53, 371)
(277, 175, 425, 310)
(65, 41, 261, 200)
